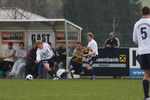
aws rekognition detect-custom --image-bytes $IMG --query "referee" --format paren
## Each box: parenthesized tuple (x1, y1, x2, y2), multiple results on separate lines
(133, 7, 150, 100)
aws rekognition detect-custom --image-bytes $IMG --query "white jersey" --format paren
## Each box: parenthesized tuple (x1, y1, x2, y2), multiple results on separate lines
(36, 43, 53, 60)
(87, 39, 98, 56)
(133, 18, 150, 55)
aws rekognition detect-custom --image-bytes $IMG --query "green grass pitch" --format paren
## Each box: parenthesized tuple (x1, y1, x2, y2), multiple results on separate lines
(0, 79, 143, 100)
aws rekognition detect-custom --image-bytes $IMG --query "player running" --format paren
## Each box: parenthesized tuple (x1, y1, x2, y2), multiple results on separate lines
(53, 42, 86, 80)
(133, 7, 150, 100)
(35, 40, 55, 78)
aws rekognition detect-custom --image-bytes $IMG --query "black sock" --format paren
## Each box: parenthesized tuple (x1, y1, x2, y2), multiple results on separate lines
(52, 70, 56, 77)
(60, 72, 67, 78)
(48, 71, 53, 77)
(88, 68, 95, 76)
(143, 80, 149, 98)
(70, 72, 74, 79)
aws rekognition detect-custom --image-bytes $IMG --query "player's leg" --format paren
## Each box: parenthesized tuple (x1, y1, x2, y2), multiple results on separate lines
(43, 62, 54, 78)
(86, 57, 96, 80)
(51, 66, 56, 77)
(73, 63, 84, 77)
(143, 70, 150, 100)
(53, 69, 71, 80)
(80, 66, 85, 76)
(140, 54, 150, 100)
(53, 61, 74, 80)
(49, 58, 56, 77)
(58, 61, 74, 79)
(60, 69, 71, 78)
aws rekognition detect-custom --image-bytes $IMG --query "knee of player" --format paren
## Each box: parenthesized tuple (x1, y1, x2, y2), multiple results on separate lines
(143, 74, 150, 80)
(86, 64, 90, 68)
(66, 69, 71, 73)
(80, 72, 84, 75)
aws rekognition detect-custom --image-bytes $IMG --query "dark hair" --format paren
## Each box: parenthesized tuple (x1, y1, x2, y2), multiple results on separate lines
(19, 42, 24, 46)
(76, 41, 82, 46)
(142, 7, 150, 15)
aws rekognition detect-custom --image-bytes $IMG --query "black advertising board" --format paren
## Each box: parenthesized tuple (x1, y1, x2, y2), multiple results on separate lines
(1, 32, 24, 43)
(83, 48, 129, 76)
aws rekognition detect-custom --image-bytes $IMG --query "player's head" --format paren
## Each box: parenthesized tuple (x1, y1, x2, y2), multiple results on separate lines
(76, 42, 82, 49)
(19, 42, 25, 49)
(87, 32, 94, 41)
(109, 32, 115, 40)
(36, 40, 43, 49)
(142, 6, 150, 16)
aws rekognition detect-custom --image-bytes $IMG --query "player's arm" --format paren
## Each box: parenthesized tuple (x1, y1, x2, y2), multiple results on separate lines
(35, 49, 41, 63)
(84, 52, 96, 57)
(82, 47, 96, 57)
(82, 47, 92, 52)
(133, 24, 138, 44)
(81, 47, 89, 52)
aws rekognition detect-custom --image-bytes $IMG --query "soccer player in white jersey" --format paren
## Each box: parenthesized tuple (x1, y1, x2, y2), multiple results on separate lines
(85, 32, 98, 80)
(35, 40, 55, 78)
(133, 7, 150, 100)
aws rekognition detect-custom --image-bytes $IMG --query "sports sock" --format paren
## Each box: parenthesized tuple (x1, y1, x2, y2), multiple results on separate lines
(88, 68, 95, 77)
(48, 71, 54, 77)
(70, 72, 74, 79)
(60, 72, 67, 78)
(53, 70, 56, 77)
(143, 80, 149, 98)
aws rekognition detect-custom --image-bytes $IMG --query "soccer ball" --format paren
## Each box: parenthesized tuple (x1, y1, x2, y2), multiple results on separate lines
(26, 74, 33, 80)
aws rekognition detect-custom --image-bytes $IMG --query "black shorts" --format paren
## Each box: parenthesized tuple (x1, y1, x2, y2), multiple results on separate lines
(42, 58, 54, 68)
(68, 60, 83, 74)
(139, 54, 150, 70)
(87, 55, 98, 66)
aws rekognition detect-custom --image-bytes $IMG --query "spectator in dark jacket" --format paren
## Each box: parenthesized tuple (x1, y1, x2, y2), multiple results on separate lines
(57, 42, 66, 69)
(104, 32, 120, 48)
(26, 42, 38, 78)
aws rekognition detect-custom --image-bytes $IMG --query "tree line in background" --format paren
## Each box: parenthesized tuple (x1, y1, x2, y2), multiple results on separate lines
(63, 0, 142, 47)
(0, 0, 142, 47)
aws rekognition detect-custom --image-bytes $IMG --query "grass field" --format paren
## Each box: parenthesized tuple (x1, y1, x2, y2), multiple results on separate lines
(0, 79, 143, 100)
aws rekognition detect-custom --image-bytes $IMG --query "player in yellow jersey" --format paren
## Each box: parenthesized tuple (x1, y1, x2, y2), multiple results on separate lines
(53, 42, 86, 80)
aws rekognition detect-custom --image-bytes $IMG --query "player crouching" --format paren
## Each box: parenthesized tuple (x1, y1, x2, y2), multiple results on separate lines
(53, 42, 86, 80)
